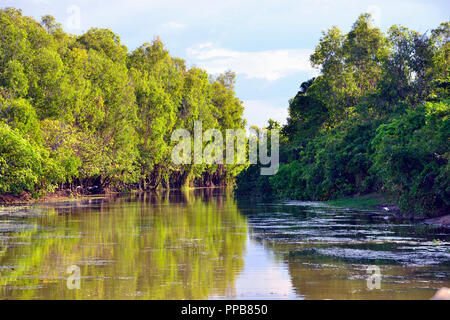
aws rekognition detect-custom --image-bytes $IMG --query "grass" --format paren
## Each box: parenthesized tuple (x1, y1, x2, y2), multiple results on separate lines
(325, 193, 394, 210)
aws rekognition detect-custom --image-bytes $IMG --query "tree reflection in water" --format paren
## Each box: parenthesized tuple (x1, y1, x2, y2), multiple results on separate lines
(0, 189, 247, 299)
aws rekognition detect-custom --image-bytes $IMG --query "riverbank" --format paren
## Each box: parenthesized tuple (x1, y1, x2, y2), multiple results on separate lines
(325, 193, 450, 229)
(424, 215, 450, 229)
(325, 193, 406, 218)
(0, 186, 229, 205)
(326, 193, 395, 210)
(2, 190, 449, 229)
(0, 190, 101, 206)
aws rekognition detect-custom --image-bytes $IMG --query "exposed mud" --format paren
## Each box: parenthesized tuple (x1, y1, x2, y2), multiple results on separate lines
(424, 215, 450, 229)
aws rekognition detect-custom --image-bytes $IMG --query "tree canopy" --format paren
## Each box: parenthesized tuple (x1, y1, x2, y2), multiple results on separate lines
(236, 14, 449, 218)
(0, 7, 246, 195)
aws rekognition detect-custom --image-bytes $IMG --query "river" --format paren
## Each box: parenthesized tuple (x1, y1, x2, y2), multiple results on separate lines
(0, 189, 448, 299)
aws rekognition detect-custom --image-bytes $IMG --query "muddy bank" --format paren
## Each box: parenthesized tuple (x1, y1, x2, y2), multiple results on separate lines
(0, 186, 229, 206)
(0, 190, 105, 206)
(373, 204, 450, 229)
(0, 192, 33, 205)
(325, 193, 449, 229)
(424, 215, 450, 229)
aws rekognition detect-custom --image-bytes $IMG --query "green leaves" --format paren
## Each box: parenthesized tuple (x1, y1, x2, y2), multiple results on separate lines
(0, 8, 246, 196)
(310, 14, 387, 124)
(237, 14, 449, 217)
(2, 60, 28, 97)
(0, 123, 46, 194)
(0, 97, 40, 141)
(371, 101, 449, 216)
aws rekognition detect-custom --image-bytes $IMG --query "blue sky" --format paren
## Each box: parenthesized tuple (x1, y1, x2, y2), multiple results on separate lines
(3, 0, 449, 127)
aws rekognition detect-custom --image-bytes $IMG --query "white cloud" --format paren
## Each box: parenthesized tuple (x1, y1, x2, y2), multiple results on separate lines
(160, 21, 187, 30)
(367, 4, 382, 27)
(243, 100, 288, 128)
(31, 0, 51, 4)
(187, 43, 314, 81)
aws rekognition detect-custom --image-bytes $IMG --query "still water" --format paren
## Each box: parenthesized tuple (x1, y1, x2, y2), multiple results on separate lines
(0, 189, 449, 299)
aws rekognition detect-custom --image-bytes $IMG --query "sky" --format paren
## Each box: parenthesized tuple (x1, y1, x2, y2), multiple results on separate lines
(2, 0, 449, 128)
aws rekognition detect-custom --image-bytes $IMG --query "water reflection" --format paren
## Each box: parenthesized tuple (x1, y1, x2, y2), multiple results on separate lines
(0, 189, 247, 299)
(0, 191, 449, 300)
(232, 238, 297, 299)
(237, 199, 450, 299)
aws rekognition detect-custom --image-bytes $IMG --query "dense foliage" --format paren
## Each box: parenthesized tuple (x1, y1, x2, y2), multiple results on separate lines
(236, 14, 449, 217)
(0, 8, 245, 196)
